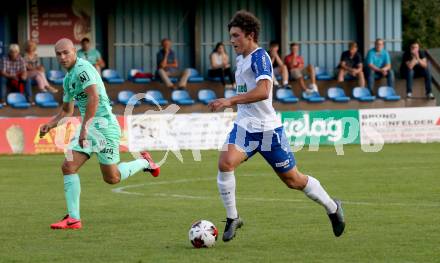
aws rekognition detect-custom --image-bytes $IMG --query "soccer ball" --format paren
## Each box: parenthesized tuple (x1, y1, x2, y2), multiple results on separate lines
(188, 220, 218, 248)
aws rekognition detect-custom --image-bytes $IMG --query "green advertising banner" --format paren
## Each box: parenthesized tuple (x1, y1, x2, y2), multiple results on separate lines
(280, 109, 360, 145)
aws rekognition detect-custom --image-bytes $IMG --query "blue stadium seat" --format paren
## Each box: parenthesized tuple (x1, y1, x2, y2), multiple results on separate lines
(188, 68, 205, 83)
(198, 89, 217, 105)
(207, 70, 230, 82)
(315, 67, 333, 81)
(35, 92, 59, 108)
(47, 70, 65, 85)
(377, 86, 401, 101)
(276, 88, 299, 103)
(102, 69, 124, 84)
(352, 87, 376, 102)
(301, 91, 325, 103)
(145, 90, 168, 105)
(171, 90, 195, 105)
(224, 89, 236, 99)
(127, 68, 152, 84)
(118, 90, 141, 106)
(327, 87, 350, 102)
(7, 93, 31, 108)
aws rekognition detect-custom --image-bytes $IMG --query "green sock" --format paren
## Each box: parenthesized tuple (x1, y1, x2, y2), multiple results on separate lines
(64, 174, 81, 220)
(118, 159, 150, 181)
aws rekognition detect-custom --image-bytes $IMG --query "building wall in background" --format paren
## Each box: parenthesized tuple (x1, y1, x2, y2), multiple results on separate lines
(111, 0, 193, 78)
(14, 0, 402, 77)
(368, 0, 402, 51)
(198, 0, 277, 76)
(285, 0, 357, 72)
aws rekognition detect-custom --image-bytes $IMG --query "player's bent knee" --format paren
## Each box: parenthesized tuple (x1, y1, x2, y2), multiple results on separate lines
(61, 162, 77, 175)
(103, 175, 120, 185)
(218, 158, 236, 172)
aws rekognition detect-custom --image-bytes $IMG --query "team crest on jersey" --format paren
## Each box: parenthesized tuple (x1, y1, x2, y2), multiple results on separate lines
(237, 84, 247, 93)
(79, 71, 90, 83)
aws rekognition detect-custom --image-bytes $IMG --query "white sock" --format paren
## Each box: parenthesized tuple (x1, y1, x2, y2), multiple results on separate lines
(217, 170, 238, 219)
(303, 175, 337, 214)
(283, 80, 288, 85)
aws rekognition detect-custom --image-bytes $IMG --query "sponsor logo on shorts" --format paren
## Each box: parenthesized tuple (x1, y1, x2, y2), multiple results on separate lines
(275, 159, 290, 168)
(100, 148, 114, 155)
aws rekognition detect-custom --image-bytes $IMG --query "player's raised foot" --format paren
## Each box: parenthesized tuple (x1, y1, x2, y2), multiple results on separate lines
(141, 151, 160, 177)
(50, 215, 82, 230)
(328, 199, 345, 237)
(222, 217, 243, 242)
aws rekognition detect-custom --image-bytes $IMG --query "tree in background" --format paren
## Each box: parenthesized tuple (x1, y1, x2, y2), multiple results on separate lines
(402, 0, 440, 50)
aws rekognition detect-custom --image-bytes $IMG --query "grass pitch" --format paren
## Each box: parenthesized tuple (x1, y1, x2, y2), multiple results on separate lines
(0, 143, 439, 263)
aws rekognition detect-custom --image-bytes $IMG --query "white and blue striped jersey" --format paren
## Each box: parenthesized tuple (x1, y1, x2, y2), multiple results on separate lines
(234, 47, 281, 132)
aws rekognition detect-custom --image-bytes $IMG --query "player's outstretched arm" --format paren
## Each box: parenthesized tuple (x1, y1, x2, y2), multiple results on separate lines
(39, 101, 74, 138)
(208, 79, 271, 112)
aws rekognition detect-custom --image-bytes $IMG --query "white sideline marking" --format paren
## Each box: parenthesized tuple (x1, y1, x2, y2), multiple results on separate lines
(112, 178, 440, 208)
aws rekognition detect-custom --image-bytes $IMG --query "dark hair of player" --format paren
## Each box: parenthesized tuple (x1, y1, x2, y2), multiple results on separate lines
(228, 10, 261, 43)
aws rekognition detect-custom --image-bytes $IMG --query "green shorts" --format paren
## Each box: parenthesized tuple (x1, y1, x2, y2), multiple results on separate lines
(69, 116, 121, 165)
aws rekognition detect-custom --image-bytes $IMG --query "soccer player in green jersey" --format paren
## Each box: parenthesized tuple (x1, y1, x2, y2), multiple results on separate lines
(39, 38, 160, 230)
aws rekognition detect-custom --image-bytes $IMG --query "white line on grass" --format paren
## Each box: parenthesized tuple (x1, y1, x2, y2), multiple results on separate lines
(112, 177, 440, 208)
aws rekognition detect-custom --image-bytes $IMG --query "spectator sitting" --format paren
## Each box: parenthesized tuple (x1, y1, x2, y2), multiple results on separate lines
(24, 40, 58, 94)
(366, 38, 394, 94)
(268, 41, 291, 89)
(208, 42, 235, 89)
(0, 44, 33, 105)
(284, 42, 318, 93)
(156, 38, 191, 90)
(400, 41, 434, 99)
(337, 41, 365, 87)
(77, 37, 106, 74)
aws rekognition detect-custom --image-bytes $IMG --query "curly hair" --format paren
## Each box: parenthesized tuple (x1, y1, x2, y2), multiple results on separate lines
(227, 10, 261, 43)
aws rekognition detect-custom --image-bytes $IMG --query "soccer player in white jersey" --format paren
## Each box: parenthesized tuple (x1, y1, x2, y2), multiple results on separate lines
(209, 11, 345, 242)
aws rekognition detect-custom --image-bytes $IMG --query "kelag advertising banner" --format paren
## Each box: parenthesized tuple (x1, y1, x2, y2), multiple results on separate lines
(280, 110, 361, 145)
